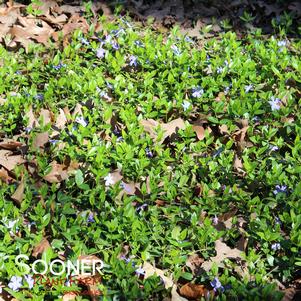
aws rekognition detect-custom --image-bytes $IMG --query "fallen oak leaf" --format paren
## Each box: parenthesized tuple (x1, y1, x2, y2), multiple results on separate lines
(140, 118, 186, 143)
(202, 239, 243, 272)
(0, 139, 23, 150)
(142, 262, 173, 289)
(0, 150, 25, 171)
(32, 237, 51, 257)
(192, 125, 205, 140)
(171, 285, 188, 301)
(186, 254, 204, 275)
(0, 168, 15, 184)
(11, 178, 25, 205)
(179, 283, 212, 299)
(43, 161, 76, 183)
(32, 132, 49, 150)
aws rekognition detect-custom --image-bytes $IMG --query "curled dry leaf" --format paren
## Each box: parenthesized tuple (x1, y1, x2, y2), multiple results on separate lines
(11, 178, 25, 205)
(234, 155, 245, 175)
(33, 132, 49, 150)
(142, 262, 173, 289)
(43, 160, 76, 183)
(0, 168, 15, 183)
(140, 118, 186, 143)
(202, 239, 242, 272)
(25, 106, 38, 128)
(0, 139, 23, 150)
(0, 150, 25, 171)
(186, 254, 204, 275)
(171, 285, 188, 301)
(179, 283, 211, 299)
(32, 237, 51, 257)
(55, 108, 68, 129)
(192, 125, 205, 140)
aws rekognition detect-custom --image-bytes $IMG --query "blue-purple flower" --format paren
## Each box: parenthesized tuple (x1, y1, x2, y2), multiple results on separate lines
(35, 93, 44, 101)
(145, 147, 153, 158)
(192, 87, 204, 98)
(8, 276, 22, 291)
(212, 215, 219, 225)
(53, 63, 66, 70)
(96, 47, 106, 59)
(269, 97, 281, 111)
(271, 242, 281, 251)
(129, 55, 138, 67)
(273, 185, 287, 195)
(80, 38, 89, 46)
(87, 212, 95, 223)
(75, 116, 88, 127)
(210, 277, 224, 292)
(244, 84, 253, 93)
(24, 275, 34, 289)
(182, 100, 191, 111)
(134, 40, 144, 47)
(171, 45, 181, 56)
(135, 267, 145, 276)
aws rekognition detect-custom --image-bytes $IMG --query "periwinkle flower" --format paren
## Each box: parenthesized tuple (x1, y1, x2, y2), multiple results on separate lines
(269, 97, 281, 111)
(80, 38, 89, 46)
(75, 116, 88, 127)
(35, 93, 44, 101)
(217, 66, 224, 74)
(111, 41, 119, 50)
(269, 145, 279, 152)
(210, 277, 224, 292)
(145, 147, 153, 158)
(182, 100, 191, 111)
(192, 87, 204, 98)
(277, 40, 286, 47)
(104, 174, 114, 186)
(245, 84, 253, 93)
(96, 47, 106, 59)
(212, 215, 219, 225)
(53, 63, 66, 70)
(271, 242, 281, 251)
(171, 45, 181, 56)
(135, 267, 145, 276)
(134, 40, 144, 47)
(8, 276, 22, 291)
(24, 275, 34, 289)
(136, 203, 148, 213)
(129, 55, 138, 67)
(87, 212, 95, 223)
(273, 185, 287, 195)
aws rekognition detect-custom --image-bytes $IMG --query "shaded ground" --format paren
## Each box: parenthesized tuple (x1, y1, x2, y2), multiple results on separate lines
(0, 0, 300, 52)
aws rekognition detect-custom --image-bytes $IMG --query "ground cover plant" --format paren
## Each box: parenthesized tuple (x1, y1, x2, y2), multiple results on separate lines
(0, 10, 301, 301)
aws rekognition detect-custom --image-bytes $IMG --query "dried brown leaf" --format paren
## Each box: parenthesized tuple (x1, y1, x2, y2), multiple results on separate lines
(186, 254, 204, 275)
(0, 150, 25, 171)
(171, 285, 188, 301)
(0, 168, 15, 183)
(43, 161, 75, 183)
(192, 125, 205, 140)
(0, 139, 23, 150)
(55, 108, 68, 129)
(32, 237, 51, 257)
(202, 239, 242, 271)
(140, 118, 185, 143)
(33, 132, 49, 149)
(143, 262, 173, 289)
(25, 106, 38, 128)
(11, 178, 25, 205)
(179, 283, 210, 299)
